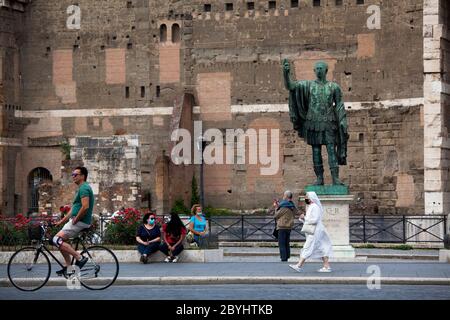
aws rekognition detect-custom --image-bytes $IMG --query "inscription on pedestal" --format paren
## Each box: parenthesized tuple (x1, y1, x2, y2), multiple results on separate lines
(322, 204, 349, 246)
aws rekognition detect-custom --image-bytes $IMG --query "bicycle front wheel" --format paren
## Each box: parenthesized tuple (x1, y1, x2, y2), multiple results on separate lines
(7, 247, 51, 291)
(78, 245, 119, 290)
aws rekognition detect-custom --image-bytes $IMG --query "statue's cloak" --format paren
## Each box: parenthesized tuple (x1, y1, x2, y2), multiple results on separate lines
(288, 80, 349, 165)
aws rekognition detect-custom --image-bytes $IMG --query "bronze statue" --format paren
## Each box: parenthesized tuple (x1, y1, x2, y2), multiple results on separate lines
(282, 59, 349, 185)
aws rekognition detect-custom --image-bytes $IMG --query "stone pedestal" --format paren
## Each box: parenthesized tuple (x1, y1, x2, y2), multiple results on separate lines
(300, 192, 356, 259)
(439, 249, 450, 263)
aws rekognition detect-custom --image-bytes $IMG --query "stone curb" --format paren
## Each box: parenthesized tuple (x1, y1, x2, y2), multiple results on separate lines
(219, 242, 445, 249)
(223, 252, 438, 260)
(1, 276, 450, 287)
(0, 249, 224, 264)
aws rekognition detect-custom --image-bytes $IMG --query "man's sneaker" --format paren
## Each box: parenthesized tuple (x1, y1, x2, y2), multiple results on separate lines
(289, 264, 302, 272)
(172, 256, 179, 263)
(75, 256, 88, 269)
(164, 256, 172, 263)
(142, 255, 148, 264)
(56, 266, 67, 277)
(318, 267, 332, 273)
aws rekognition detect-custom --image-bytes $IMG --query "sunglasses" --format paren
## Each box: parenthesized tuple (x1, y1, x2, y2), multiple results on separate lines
(71, 173, 80, 177)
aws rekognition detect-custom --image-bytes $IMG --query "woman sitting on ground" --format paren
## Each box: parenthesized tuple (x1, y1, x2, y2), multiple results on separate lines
(136, 212, 161, 264)
(160, 212, 187, 263)
(188, 204, 208, 248)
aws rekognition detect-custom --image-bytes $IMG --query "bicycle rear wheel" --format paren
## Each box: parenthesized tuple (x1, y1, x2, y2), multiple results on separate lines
(78, 245, 119, 290)
(7, 247, 51, 291)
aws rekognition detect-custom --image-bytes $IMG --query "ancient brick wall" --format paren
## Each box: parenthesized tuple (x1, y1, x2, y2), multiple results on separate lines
(186, 0, 426, 213)
(0, 5, 27, 215)
(191, 102, 424, 214)
(2, 0, 445, 216)
(188, 0, 423, 104)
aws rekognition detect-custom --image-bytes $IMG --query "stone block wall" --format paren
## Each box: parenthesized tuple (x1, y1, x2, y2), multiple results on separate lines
(423, 0, 450, 216)
(65, 135, 142, 214)
(0, 4, 26, 215)
(1, 0, 448, 217)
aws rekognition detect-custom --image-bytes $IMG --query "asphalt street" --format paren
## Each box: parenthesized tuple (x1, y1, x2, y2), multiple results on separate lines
(1, 284, 450, 300)
(2, 261, 449, 279)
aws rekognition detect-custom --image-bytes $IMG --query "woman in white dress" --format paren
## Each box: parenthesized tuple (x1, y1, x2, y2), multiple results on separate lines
(289, 191, 333, 272)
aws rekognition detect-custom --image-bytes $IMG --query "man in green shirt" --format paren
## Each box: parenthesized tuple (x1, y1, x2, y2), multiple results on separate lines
(53, 166, 94, 276)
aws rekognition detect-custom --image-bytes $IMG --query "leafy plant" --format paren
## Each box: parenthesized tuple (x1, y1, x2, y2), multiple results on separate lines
(203, 206, 232, 218)
(191, 175, 200, 208)
(171, 198, 190, 215)
(389, 244, 413, 250)
(356, 243, 376, 249)
(60, 141, 71, 160)
(103, 208, 142, 245)
(0, 213, 56, 247)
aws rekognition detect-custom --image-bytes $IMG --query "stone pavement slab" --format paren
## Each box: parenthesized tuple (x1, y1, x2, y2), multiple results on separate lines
(1, 261, 449, 281)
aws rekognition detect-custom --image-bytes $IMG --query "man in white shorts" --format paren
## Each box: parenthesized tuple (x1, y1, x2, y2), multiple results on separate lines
(54, 166, 94, 276)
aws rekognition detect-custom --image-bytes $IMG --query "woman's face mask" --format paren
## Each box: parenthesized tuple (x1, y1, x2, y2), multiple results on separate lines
(148, 218, 155, 225)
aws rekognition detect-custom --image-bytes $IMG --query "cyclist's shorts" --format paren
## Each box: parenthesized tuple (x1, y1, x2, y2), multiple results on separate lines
(61, 219, 91, 239)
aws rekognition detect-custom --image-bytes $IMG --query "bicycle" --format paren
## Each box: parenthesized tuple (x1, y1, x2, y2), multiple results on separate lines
(7, 220, 119, 291)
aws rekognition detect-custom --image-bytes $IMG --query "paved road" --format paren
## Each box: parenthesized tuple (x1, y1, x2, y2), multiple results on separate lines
(1, 262, 449, 279)
(1, 284, 450, 300)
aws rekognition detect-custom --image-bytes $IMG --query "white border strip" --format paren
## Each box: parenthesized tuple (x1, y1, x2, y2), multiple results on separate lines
(193, 98, 424, 114)
(0, 138, 22, 147)
(15, 97, 424, 118)
(16, 107, 174, 118)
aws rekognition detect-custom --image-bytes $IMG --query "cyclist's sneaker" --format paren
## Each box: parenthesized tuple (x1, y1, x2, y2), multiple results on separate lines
(75, 256, 88, 269)
(56, 266, 67, 277)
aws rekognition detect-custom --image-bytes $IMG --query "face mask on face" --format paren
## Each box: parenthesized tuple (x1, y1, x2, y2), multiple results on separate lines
(196, 211, 202, 216)
(305, 199, 311, 205)
(148, 218, 155, 225)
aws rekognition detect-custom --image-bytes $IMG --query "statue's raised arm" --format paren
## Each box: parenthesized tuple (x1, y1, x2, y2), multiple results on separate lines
(282, 59, 296, 91)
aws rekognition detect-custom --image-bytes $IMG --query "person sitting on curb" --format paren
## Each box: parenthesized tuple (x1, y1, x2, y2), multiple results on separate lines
(160, 212, 187, 263)
(188, 204, 208, 248)
(136, 213, 161, 264)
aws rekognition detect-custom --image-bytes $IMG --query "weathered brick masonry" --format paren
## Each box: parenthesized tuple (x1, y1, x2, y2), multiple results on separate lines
(0, 0, 448, 217)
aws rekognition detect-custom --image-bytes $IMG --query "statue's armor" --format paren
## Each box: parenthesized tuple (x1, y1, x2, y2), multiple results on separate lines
(284, 60, 349, 183)
(302, 81, 337, 146)
(304, 81, 337, 132)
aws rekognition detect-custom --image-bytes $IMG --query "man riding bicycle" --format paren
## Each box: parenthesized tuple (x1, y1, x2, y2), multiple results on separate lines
(53, 166, 94, 276)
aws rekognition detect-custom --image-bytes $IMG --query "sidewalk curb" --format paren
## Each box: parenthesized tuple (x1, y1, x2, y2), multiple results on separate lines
(2, 277, 450, 287)
(219, 242, 445, 249)
(223, 252, 438, 261)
